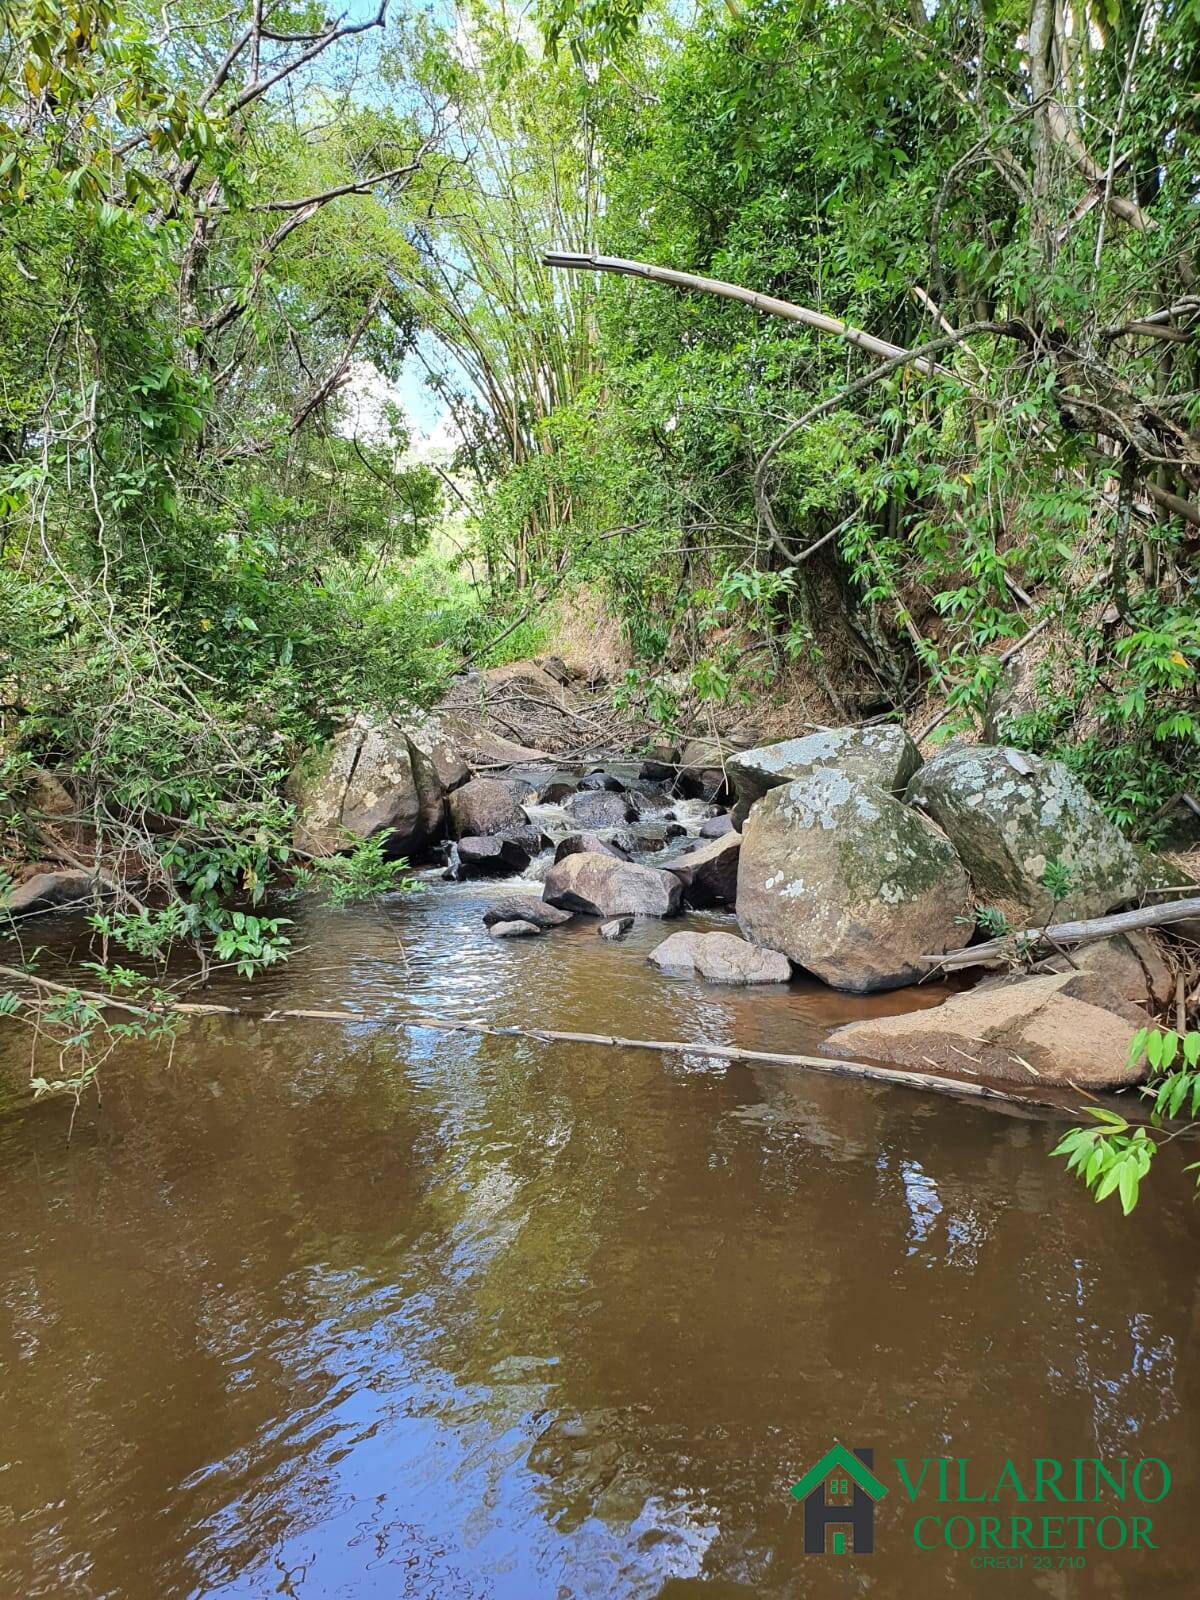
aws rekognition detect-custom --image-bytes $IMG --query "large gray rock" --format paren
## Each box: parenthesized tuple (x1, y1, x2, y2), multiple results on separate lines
(823, 973, 1144, 1088)
(543, 851, 682, 918)
(3, 869, 96, 917)
(649, 931, 791, 984)
(455, 834, 533, 874)
(728, 725, 920, 828)
(288, 720, 442, 858)
(736, 772, 972, 992)
(553, 832, 629, 863)
(403, 713, 471, 794)
(482, 896, 573, 930)
(448, 778, 529, 838)
(905, 745, 1143, 921)
(663, 832, 740, 907)
(563, 790, 638, 828)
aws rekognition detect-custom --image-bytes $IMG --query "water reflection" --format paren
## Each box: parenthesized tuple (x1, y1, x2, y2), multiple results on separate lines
(0, 887, 1197, 1597)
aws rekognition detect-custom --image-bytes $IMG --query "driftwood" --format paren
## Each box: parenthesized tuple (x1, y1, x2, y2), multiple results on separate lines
(922, 895, 1200, 972)
(0, 964, 1072, 1112)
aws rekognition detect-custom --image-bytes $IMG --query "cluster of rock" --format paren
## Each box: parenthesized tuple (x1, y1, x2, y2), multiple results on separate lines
(279, 697, 1171, 1086)
(6, 648, 1173, 1093)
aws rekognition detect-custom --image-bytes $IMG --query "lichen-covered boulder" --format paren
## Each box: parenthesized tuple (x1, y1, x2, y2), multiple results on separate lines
(543, 851, 682, 918)
(728, 725, 920, 828)
(448, 778, 529, 838)
(662, 832, 740, 907)
(403, 713, 471, 795)
(905, 745, 1143, 921)
(823, 973, 1144, 1088)
(288, 720, 441, 859)
(736, 772, 972, 992)
(649, 931, 790, 984)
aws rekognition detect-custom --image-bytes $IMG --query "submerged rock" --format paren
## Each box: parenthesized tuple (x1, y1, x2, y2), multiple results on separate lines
(649, 931, 791, 984)
(728, 725, 920, 828)
(598, 916, 634, 940)
(663, 832, 740, 907)
(448, 778, 529, 838)
(823, 974, 1144, 1088)
(488, 919, 544, 939)
(563, 790, 638, 828)
(543, 851, 682, 918)
(482, 896, 574, 930)
(905, 745, 1143, 921)
(736, 772, 972, 992)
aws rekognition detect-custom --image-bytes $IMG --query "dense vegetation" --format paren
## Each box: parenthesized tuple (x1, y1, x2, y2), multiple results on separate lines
(1, 0, 1197, 1015)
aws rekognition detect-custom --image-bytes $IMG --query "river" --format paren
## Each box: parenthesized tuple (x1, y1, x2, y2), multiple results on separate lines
(0, 873, 1196, 1597)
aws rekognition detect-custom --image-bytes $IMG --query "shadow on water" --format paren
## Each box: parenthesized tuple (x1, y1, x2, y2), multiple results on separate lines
(0, 880, 1197, 1597)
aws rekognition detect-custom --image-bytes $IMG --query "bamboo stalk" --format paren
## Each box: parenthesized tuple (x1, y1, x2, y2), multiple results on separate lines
(922, 895, 1200, 971)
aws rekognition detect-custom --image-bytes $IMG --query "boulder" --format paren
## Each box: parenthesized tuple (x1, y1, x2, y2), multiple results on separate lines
(905, 745, 1143, 921)
(455, 834, 533, 875)
(822, 974, 1145, 1088)
(675, 737, 741, 801)
(1044, 931, 1173, 1018)
(628, 822, 687, 854)
(663, 832, 740, 907)
(700, 813, 735, 840)
(483, 659, 576, 702)
(537, 777, 580, 804)
(728, 725, 920, 828)
(553, 832, 629, 864)
(598, 916, 634, 940)
(649, 931, 791, 985)
(578, 770, 625, 793)
(640, 761, 678, 787)
(536, 654, 572, 685)
(563, 790, 638, 828)
(488, 919, 544, 939)
(736, 772, 972, 992)
(543, 851, 682, 918)
(482, 896, 574, 930)
(3, 868, 96, 917)
(404, 713, 471, 794)
(448, 778, 529, 839)
(288, 720, 442, 859)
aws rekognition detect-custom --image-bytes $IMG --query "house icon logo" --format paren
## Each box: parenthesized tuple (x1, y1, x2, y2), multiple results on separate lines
(790, 1444, 888, 1555)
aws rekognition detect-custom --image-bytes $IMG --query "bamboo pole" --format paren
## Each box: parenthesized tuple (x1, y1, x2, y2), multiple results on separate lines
(542, 250, 950, 376)
(922, 895, 1200, 972)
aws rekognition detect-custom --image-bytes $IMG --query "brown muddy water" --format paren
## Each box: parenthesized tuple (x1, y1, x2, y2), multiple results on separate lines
(0, 878, 1197, 1599)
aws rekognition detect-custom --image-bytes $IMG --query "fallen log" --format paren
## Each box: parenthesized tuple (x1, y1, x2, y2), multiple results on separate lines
(0, 965, 1073, 1111)
(922, 894, 1200, 972)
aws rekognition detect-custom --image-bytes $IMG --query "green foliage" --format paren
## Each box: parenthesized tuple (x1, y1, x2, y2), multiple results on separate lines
(1053, 1029, 1200, 1214)
(301, 835, 423, 905)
